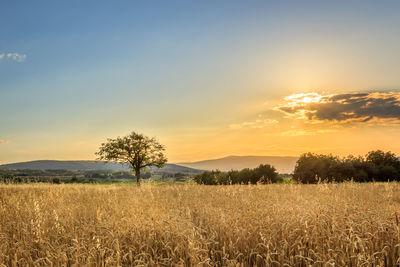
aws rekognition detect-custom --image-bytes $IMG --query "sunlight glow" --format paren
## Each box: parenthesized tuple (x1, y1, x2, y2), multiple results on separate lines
(285, 93, 324, 105)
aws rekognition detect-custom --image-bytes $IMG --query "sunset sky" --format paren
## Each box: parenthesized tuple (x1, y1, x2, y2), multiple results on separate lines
(1, 1, 400, 164)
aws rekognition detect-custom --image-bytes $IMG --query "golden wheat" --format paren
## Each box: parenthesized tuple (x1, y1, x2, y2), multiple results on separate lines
(0, 183, 399, 266)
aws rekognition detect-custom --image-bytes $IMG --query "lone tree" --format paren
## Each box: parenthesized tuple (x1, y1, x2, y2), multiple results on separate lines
(96, 131, 167, 186)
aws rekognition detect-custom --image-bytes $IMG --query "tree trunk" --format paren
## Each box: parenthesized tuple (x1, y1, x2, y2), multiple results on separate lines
(135, 169, 141, 187)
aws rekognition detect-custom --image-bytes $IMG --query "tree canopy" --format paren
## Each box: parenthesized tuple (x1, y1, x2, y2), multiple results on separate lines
(96, 132, 167, 186)
(194, 164, 281, 185)
(293, 150, 400, 183)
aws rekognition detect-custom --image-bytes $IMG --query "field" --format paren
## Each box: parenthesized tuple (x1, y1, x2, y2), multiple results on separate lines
(0, 183, 400, 266)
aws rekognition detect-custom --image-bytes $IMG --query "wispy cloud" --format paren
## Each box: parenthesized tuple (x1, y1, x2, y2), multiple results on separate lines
(280, 129, 338, 136)
(0, 53, 27, 62)
(0, 140, 9, 144)
(229, 119, 278, 130)
(277, 92, 400, 124)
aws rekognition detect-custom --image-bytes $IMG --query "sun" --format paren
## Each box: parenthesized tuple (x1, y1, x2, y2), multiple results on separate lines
(301, 96, 314, 103)
(285, 93, 323, 105)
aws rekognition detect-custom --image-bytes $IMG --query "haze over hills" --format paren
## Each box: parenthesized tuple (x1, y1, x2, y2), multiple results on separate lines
(0, 155, 300, 174)
(0, 160, 202, 174)
(179, 156, 298, 173)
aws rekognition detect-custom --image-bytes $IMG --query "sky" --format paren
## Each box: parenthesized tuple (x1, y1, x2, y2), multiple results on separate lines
(1, 0, 400, 164)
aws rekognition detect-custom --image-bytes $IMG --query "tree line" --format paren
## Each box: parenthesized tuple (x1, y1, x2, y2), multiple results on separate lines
(194, 150, 400, 185)
(293, 150, 400, 183)
(0, 169, 151, 184)
(194, 164, 281, 185)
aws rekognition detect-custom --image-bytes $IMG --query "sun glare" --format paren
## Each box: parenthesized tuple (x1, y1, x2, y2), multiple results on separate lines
(284, 93, 323, 106)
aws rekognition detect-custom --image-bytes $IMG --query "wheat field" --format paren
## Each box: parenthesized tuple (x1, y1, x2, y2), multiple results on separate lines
(0, 183, 400, 266)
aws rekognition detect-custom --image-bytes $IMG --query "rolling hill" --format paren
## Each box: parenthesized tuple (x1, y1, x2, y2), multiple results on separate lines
(0, 160, 202, 174)
(0, 155, 300, 175)
(179, 155, 298, 173)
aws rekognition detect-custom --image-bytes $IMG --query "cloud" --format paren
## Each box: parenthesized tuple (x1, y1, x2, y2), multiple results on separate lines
(0, 140, 9, 144)
(277, 92, 400, 124)
(229, 119, 279, 130)
(280, 129, 338, 136)
(0, 53, 27, 62)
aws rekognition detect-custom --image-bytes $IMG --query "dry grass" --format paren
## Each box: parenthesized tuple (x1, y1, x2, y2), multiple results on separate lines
(0, 183, 400, 266)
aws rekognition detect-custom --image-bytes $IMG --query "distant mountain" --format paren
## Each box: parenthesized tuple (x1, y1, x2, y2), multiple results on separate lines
(0, 156, 298, 174)
(0, 160, 201, 174)
(179, 155, 298, 173)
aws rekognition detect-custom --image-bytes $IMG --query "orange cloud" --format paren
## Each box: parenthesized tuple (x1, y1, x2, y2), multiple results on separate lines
(280, 129, 338, 136)
(229, 119, 279, 130)
(277, 92, 400, 124)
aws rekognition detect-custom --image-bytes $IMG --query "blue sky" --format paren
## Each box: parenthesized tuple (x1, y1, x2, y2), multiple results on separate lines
(2, 1, 400, 163)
